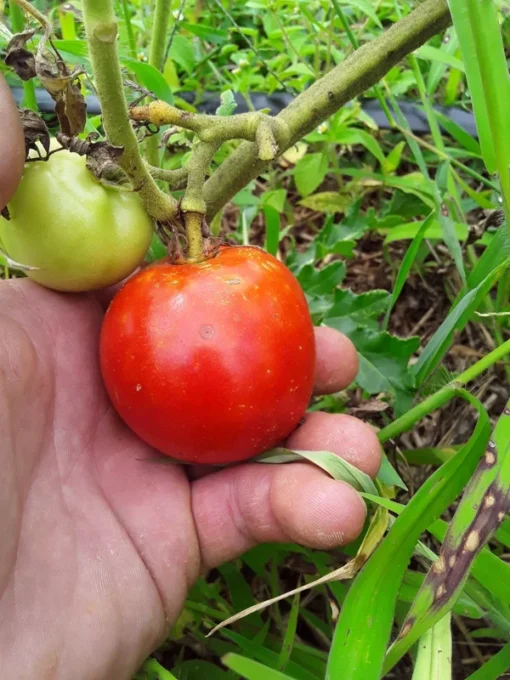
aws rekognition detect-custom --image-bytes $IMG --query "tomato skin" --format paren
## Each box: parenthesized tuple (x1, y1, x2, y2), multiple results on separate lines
(0, 147, 153, 292)
(100, 246, 316, 465)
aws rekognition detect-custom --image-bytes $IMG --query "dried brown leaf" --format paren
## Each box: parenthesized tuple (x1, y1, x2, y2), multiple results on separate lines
(4, 29, 38, 81)
(20, 109, 50, 159)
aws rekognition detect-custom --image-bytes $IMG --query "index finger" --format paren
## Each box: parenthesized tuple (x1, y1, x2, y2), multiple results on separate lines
(0, 75, 25, 209)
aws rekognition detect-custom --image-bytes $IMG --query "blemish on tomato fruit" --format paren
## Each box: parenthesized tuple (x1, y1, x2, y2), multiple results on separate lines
(200, 324, 215, 340)
(136, 384, 142, 392)
(225, 277, 241, 285)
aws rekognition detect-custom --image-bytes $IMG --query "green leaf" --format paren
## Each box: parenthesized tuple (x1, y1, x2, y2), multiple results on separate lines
(383, 219, 468, 244)
(222, 654, 297, 680)
(261, 189, 287, 213)
(298, 261, 346, 297)
(383, 212, 436, 329)
(334, 0, 382, 27)
(173, 660, 232, 679)
(335, 128, 386, 168)
(257, 449, 378, 495)
(466, 642, 510, 680)
(299, 192, 350, 214)
(327, 394, 490, 679)
(324, 289, 390, 334)
(348, 330, 419, 398)
(180, 22, 228, 43)
(434, 111, 481, 156)
(167, 34, 196, 74)
(121, 58, 174, 104)
(135, 658, 178, 680)
(216, 90, 238, 116)
(294, 153, 328, 197)
(411, 614, 452, 680)
(416, 45, 465, 72)
(264, 206, 280, 257)
(413, 263, 507, 385)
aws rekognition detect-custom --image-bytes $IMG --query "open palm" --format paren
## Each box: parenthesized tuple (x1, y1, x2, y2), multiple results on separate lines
(0, 77, 380, 680)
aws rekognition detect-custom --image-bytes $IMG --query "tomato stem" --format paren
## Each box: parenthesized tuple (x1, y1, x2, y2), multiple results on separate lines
(183, 212, 204, 263)
(82, 0, 178, 224)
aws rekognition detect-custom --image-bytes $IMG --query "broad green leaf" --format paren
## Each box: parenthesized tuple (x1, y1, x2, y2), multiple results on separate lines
(335, 128, 386, 168)
(327, 394, 490, 679)
(298, 262, 346, 297)
(167, 34, 196, 74)
(294, 153, 328, 197)
(180, 22, 228, 43)
(222, 654, 297, 680)
(413, 263, 507, 385)
(347, 330, 419, 398)
(324, 289, 390, 334)
(299, 192, 350, 214)
(122, 58, 174, 104)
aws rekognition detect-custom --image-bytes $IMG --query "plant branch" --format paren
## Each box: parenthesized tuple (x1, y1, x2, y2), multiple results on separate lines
(182, 141, 218, 261)
(148, 165, 188, 189)
(130, 102, 289, 160)
(82, 0, 178, 223)
(202, 0, 451, 220)
(146, 0, 172, 168)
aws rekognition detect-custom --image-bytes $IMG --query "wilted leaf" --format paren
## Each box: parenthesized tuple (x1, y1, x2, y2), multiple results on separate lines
(4, 29, 37, 81)
(349, 399, 390, 416)
(20, 109, 50, 158)
(36, 50, 86, 136)
(56, 132, 124, 180)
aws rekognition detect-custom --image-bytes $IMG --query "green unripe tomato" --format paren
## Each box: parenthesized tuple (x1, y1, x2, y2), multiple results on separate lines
(0, 146, 153, 292)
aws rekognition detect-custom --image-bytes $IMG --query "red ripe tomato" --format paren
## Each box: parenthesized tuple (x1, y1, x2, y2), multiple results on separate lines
(99, 246, 315, 465)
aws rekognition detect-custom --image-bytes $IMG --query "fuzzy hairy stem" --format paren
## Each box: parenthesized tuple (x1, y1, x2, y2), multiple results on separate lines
(146, 0, 172, 167)
(148, 165, 188, 189)
(82, 0, 178, 222)
(130, 102, 289, 159)
(203, 0, 451, 220)
(181, 141, 218, 261)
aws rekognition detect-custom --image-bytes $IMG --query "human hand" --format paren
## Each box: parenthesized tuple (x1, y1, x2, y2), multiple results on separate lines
(0, 81, 381, 680)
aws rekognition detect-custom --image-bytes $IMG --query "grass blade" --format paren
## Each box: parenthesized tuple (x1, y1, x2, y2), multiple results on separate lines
(222, 654, 297, 680)
(413, 262, 507, 385)
(412, 613, 452, 679)
(325, 391, 490, 679)
(466, 642, 510, 680)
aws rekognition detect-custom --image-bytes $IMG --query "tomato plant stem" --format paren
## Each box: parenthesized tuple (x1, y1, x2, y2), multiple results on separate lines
(378, 339, 510, 444)
(184, 212, 204, 263)
(82, 0, 178, 224)
(201, 0, 451, 220)
(146, 0, 172, 168)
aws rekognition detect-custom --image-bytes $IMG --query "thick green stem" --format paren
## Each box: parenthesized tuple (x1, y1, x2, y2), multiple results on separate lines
(82, 0, 178, 223)
(146, 0, 172, 167)
(203, 0, 451, 220)
(9, 1, 38, 111)
(378, 339, 510, 444)
(181, 141, 218, 261)
(131, 102, 289, 156)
